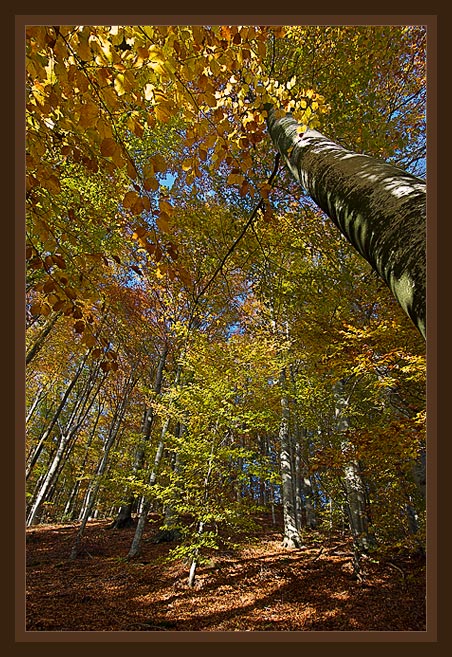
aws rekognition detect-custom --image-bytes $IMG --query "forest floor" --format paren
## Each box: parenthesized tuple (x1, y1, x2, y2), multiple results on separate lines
(25, 513, 426, 632)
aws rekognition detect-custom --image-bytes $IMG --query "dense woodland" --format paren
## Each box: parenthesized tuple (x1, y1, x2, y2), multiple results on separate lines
(25, 24, 427, 631)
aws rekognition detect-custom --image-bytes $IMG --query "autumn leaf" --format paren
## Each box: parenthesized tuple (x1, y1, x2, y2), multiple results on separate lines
(156, 212, 171, 233)
(43, 176, 61, 194)
(100, 138, 117, 157)
(74, 320, 85, 334)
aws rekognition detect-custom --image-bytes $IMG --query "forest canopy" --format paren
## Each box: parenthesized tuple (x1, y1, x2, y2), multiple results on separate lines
(25, 23, 426, 598)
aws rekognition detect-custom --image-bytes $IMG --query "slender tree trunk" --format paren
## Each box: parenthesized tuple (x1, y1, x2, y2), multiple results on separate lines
(300, 471, 317, 530)
(26, 363, 106, 525)
(127, 417, 170, 559)
(279, 368, 302, 549)
(27, 433, 70, 526)
(111, 345, 168, 530)
(63, 404, 103, 520)
(26, 312, 61, 365)
(187, 433, 216, 587)
(70, 377, 135, 559)
(334, 380, 374, 557)
(26, 385, 49, 425)
(26, 353, 89, 479)
(266, 107, 426, 339)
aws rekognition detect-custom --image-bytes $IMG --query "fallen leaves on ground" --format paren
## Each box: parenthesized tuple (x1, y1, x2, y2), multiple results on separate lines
(25, 514, 425, 632)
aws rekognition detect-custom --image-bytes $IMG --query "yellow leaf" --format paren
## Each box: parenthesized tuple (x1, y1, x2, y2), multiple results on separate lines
(177, 266, 192, 287)
(114, 74, 126, 96)
(159, 200, 174, 215)
(74, 320, 85, 334)
(78, 102, 98, 128)
(76, 32, 92, 61)
(227, 173, 245, 186)
(40, 303, 51, 316)
(132, 226, 148, 239)
(144, 83, 154, 101)
(155, 104, 171, 122)
(127, 159, 138, 179)
(64, 286, 77, 300)
(30, 303, 43, 316)
(83, 333, 97, 348)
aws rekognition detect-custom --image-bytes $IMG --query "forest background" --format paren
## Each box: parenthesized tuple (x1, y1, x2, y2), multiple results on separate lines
(21, 18, 433, 632)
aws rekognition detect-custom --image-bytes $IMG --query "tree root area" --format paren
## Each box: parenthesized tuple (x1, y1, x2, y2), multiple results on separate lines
(25, 516, 426, 632)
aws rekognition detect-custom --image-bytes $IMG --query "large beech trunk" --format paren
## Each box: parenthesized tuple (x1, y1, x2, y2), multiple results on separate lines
(266, 107, 426, 339)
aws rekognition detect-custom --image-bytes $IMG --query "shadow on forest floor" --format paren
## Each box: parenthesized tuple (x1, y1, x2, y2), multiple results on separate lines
(25, 516, 426, 632)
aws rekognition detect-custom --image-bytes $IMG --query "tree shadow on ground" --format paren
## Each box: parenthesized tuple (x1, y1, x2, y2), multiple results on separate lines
(26, 520, 425, 632)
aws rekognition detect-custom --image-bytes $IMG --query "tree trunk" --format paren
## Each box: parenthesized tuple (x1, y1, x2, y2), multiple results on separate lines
(127, 417, 170, 559)
(333, 380, 374, 555)
(266, 107, 426, 339)
(62, 405, 103, 521)
(26, 312, 61, 365)
(111, 345, 168, 530)
(26, 363, 106, 525)
(70, 378, 134, 559)
(27, 433, 70, 526)
(279, 368, 302, 549)
(26, 353, 89, 479)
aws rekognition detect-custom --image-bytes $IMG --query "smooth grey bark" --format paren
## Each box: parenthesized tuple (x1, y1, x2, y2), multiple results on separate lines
(289, 365, 317, 531)
(26, 385, 50, 425)
(187, 431, 216, 587)
(266, 107, 426, 339)
(62, 405, 102, 520)
(127, 420, 169, 558)
(334, 380, 374, 554)
(27, 430, 70, 526)
(279, 368, 302, 549)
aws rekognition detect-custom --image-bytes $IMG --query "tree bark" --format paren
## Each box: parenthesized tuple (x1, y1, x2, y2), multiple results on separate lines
(266, 107, 426, 339)
(279, 368, 302, 549)
(333, 380, 374, 554)
(26, 363, 106, 525)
